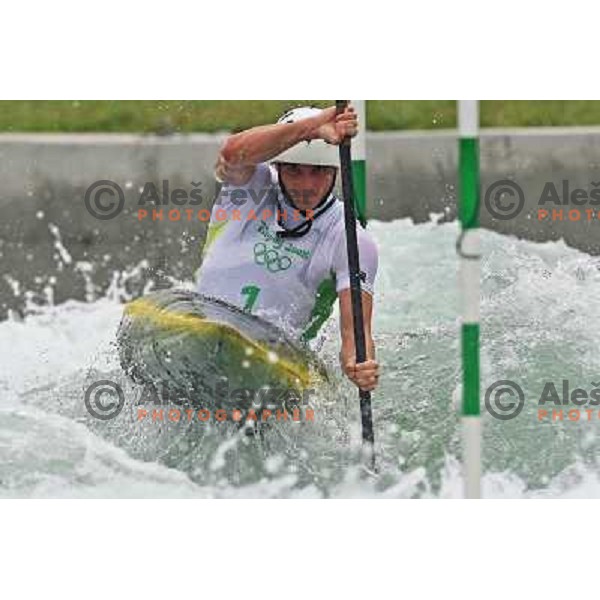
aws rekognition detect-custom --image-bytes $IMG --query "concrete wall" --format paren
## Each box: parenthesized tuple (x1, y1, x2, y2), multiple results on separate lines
(1, 129, 599, 320)
(0, 133, 225, 319)
(368, 128, 600, 254)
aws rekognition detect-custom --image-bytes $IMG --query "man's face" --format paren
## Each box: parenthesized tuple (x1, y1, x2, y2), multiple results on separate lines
(278, 163, 336, 209)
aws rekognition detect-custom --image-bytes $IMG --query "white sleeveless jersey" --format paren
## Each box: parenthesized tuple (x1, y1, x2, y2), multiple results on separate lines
(195, 162, 378, 342)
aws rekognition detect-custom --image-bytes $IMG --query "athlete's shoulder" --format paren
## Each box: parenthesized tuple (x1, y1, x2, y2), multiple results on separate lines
(327, 219, 378, 295)
(330, 211, 378, 253)
(357, 223, 378, 252)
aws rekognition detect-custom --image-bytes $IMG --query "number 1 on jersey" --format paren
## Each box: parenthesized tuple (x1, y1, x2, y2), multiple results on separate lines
(241, 285, 261, 312)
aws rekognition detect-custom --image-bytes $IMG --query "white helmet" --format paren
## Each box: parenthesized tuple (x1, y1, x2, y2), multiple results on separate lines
(271, 106, 339, 168)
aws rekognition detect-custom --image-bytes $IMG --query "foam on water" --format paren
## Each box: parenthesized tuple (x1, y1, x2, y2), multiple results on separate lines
(1, 219, 599, 497)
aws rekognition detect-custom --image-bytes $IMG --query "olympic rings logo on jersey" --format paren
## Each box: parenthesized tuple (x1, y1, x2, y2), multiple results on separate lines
(253, 242, 293, 273)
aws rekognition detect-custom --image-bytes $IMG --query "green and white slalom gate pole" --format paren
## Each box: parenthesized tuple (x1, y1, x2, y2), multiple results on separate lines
(457, 100, 481, 498)
(351, 100, 367, 227)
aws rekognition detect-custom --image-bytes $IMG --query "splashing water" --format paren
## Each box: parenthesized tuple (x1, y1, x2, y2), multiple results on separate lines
(1, 219, 599, 497)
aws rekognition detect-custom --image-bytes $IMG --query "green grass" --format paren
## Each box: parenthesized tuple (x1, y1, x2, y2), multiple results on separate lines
(368, 101, 600, 130)
(1, 101, 600, 132)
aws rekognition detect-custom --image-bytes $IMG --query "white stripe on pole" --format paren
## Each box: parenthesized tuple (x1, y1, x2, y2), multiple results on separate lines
(458, 100, 479, 137)
(351, 100, 366, 161)
(463, 417, 481, 498)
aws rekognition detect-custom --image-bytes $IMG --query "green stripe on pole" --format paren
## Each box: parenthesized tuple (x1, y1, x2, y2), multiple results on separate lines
(461, 324, 480, 416)
(459, 138, 479, 229)
(459, 128, 480, 417)
(351, 158, 367, 226)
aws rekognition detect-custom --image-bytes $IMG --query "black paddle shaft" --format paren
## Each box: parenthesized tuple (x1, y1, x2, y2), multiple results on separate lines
(335, 100, 375, 448)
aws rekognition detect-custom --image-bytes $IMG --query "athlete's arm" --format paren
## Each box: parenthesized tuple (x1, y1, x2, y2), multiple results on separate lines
(339, 290, 379, 392)
(332, 224, 379, 391)
(215, 105, 357, 186)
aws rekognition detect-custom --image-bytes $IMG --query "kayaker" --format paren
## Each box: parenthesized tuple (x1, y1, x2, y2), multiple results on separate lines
(195, 104, 379, 392)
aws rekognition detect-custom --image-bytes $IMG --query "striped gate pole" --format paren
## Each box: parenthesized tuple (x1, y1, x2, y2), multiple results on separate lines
(457, 100, 481, 498)
(351, 100, 367, 226)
